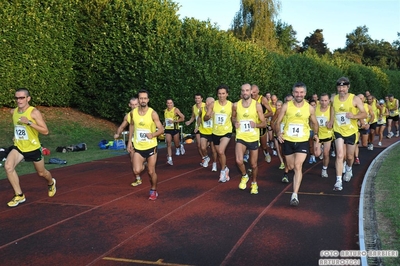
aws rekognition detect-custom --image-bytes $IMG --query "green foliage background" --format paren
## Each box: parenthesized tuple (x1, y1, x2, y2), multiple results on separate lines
(1, 0, 399, 132)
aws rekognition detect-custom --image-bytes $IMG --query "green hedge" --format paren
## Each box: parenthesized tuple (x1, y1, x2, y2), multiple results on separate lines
(1, 0, 399, 131)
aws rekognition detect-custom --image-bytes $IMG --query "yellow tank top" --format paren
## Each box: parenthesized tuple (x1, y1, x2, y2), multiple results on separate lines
(333, 94, 358, 137)
(386, 98, 399, 116)
(164, 107, 179, 130)
(199, 105, 213, 135)
(13, 106, 41, 152)
(193, 103, 205, 125)
(364, 103, 372, 124)
(235, 99, 260, 142)
(370, 102, 378, 124)
(283, 101, 311, 142)
(377, 106, 387, 125)
(132, 108, 157, 150)
(315, 106, 333, 139)
(213, 100, 232, 136)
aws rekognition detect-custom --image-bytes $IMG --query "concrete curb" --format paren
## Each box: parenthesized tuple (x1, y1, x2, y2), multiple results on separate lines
(359, 140, 400, 266)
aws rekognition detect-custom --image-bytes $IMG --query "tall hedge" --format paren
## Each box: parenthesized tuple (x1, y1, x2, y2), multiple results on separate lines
(0, 0, 76, 107)
(0, 0, 399, 128)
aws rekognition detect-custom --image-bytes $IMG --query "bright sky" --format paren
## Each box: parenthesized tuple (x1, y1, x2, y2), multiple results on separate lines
(176, 0, 400, 51)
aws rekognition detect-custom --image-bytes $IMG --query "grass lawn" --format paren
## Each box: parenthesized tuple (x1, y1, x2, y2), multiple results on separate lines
(374, 143, 400, 266)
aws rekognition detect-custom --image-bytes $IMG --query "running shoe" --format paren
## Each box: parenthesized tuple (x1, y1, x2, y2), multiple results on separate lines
(175, 149, 180, 156)
(243, 154, 249, 163)
(396, 131, 399, 137)
(180, 144, 185, 155)
(48, 178, 56, 197)
(354, 157, 360, 165)
(225, 167, 230, 181)
(308, 156, 314, 164)
(272, 150, 277, 156)
(378, 142, 382, 146)
(211, 162, 217, 172)
(250, 182, 258, 194)
(131, 179, 142, 187)
(200, 156, 210, 168)
(290, 194, 299, 206)
(167, 157, 173, 166)
(321, 169, 328, 178)
(279, 162, 285, 170)
(343, 170, 353, 182)
(281, 173, 289, 183)
(312, 156, 317, 163)
(333, 180, 343, 191)
(149, 190, 158, 200)
(219, 170, 227, 182)
(239, 174, 249, 190)
(331, 151, 336, 157)
(265, 153, 271, 163)
(7, 194, 26, 207)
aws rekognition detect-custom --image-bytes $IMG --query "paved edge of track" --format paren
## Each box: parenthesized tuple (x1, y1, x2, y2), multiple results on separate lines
(358, 140, 400, 266)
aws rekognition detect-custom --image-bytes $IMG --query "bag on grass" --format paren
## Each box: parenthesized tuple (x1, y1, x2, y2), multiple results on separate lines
(109, 139, 125, 150)
(48, 158, 67, 164)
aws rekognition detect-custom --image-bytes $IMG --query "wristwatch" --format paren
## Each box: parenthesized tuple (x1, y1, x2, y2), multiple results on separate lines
(27, 121, 32, 126)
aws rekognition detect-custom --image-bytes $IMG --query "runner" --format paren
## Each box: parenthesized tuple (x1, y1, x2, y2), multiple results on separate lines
(328, 77, 367, 191)
(204, 84, 233, 182)
(185, 93, 205, 165)
(233, 83, 266, 194)
(164, 98, 185, 166)
(275, 82, 319, 206)
(314, 93, 334, 178)
(127, 89, 164, 200)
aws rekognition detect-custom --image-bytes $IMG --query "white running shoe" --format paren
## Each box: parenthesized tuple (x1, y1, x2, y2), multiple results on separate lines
(290, 193, 299, 206)
(331, 151, 336, 157)
(180, 144, 185, 155)
(200, 156, 210, 168)
(343, 170, 352, 182)
(211, 162, 217, 172)
(378, 141, 382, 146)
(321, 169, 328, 178)
(218, 170, 226, 182)
(272, 150, 277, 156)
(333, 180, 343, 191)
(265, 153, 271, 163)
(175, 149, 180, 156)
(167, 157, 173, 166)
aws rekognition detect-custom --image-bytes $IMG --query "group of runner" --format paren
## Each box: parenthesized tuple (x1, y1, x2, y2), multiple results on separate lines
(4, 80, 398, 207)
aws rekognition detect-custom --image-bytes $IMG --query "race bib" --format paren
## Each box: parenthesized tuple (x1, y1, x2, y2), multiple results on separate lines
(287, 123, 304, 138)
(14, 125, 29, 140)
(203, 119, 213, 128)
(215, 113, 227, 125)
(317, 116, 327, 127)
(335, 112, 350, 126)
(239, 120, 254, 133)
(390, 110, 395, 116)
(165, 119, 174, 128)
(135, 129, 151, 142)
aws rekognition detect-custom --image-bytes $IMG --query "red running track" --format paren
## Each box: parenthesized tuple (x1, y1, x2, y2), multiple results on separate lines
(0, 136, 398, 265)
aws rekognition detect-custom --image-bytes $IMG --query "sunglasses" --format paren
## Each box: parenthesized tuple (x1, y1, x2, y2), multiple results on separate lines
(15, 96, 26, 100)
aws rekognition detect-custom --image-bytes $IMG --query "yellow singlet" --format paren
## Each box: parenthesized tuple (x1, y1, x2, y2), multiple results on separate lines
(332, 94, 358, 137)
(283, 101, 311, 142)
(132, 108, 157, 150)
(13, 106, 41, 152)
(235, 99, 260, 142)
(212, 100, 232, 136)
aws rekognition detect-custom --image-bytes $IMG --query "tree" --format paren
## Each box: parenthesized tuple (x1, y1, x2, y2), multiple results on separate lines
(345, 25, 372, 56)
(231, 0, 281, 49)
(301, 29, 329, 55)
(275, 19, 299, 53)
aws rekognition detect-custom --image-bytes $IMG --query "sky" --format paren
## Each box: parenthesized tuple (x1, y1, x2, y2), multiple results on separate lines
(175, 0, 400, 51)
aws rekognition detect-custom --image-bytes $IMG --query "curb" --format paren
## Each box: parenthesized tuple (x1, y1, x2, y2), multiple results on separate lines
(359, 140, 400, 266)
